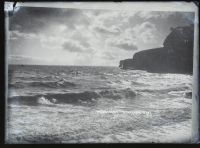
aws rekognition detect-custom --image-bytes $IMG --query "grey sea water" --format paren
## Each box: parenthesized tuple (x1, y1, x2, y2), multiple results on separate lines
(6, 65, 192, 143)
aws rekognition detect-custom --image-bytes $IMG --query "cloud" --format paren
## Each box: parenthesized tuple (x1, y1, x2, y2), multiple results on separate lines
(136, 11, 174, 20)
(131, 21, 158, 43)
(106, 37, 138, 51)
(70, 26, 92, 48)
(137, 11, 194, 24)
(9, 7, 90, 34)
(92, 25, 120, 35)
(93, 11, 136, 27)
(9, 30, 37, 40)
(90, 20, 121, 36)
(88, 10, 137, 37)
(62, 39, 92, 53)
(62, 40, 84, 52)
(105, 21, 158, 51)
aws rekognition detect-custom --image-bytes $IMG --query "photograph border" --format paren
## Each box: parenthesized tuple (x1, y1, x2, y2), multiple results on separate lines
(3, 1, 199, 144)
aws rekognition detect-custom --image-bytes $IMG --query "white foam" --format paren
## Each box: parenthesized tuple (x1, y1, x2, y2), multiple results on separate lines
(51, 98, 57, 103)
(38, 96, 53, 105)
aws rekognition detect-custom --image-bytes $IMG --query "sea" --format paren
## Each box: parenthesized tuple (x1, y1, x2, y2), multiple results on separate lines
(6, 65, 192, 143)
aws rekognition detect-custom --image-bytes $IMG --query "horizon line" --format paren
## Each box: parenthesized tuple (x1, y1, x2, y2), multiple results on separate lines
(8, 64, 118, 67)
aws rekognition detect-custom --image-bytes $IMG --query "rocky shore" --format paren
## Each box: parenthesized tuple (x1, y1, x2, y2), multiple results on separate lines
(119, 25, 194, 74)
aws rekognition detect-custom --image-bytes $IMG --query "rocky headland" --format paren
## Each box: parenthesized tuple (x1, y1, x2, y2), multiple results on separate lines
(119, 25, 194, 74)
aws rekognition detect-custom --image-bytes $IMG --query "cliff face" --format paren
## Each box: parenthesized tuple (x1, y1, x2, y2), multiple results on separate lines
(119, 25, 194, 74)
(119, 59, 134, 69)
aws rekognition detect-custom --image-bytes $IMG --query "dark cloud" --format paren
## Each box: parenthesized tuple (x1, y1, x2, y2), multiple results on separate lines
(166, 12, 195, 27)
(9, 7, 90, 33)
(182, 12, 195, 23)
(133, 11, 194, 24)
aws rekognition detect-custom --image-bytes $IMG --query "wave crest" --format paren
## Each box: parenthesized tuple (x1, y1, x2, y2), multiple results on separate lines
(8, 88, 137, 106)
(9, 80, 76, 89)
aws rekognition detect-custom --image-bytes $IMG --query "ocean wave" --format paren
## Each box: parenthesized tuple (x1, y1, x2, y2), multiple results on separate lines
(9, 82, 26, 89)
(159, 107, 191, 123)
(15, 75, 56, 81)
(99, 88, 136, 99)
(8, 88, 137, 106)
(9, 80, 76, 89)
(168, 90, 192, 99)
(136, 86, 190, 94)
(8, 91, 100, 106)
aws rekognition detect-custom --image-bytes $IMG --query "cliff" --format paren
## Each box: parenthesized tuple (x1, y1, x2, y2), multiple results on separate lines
(119, 25, 194, 74)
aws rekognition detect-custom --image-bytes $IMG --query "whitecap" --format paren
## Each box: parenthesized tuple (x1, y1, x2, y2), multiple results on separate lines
(38, 96, 54, 105)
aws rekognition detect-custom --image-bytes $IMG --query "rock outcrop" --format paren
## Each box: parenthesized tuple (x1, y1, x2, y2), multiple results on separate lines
(119, 25, 194, 74)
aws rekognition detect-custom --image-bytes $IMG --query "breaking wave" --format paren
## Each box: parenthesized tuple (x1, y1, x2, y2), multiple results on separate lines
(9, 80, 76, 89)
(8, 88, 137, 106)
(136, 86, 191, 94)
(38, 96, 55, 105)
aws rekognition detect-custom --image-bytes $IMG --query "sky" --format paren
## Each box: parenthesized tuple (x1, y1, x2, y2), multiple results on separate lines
(8, 7, 194, 66)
